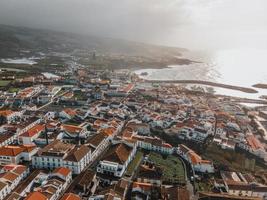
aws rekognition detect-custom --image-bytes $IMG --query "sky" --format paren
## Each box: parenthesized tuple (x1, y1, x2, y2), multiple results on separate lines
(0, 0, 267, 50)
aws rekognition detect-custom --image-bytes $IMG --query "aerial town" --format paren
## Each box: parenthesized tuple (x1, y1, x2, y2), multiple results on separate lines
(0, 59, 267, 200)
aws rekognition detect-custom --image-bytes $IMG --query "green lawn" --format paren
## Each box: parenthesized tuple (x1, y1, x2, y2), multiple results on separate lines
(0, 80, 11, 87)
(148, 152, 185, 183)
(125, 151, 143, 177)
(8, 87, 20, 93)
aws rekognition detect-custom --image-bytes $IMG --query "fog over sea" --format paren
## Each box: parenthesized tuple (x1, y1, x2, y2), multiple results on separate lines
(135, 48, 267, 101)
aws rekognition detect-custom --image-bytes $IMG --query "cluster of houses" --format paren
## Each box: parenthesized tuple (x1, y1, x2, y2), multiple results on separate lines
(0, 65, 267, 200)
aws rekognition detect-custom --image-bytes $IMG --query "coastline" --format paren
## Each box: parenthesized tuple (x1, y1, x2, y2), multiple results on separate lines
(143, 79, 258, 94)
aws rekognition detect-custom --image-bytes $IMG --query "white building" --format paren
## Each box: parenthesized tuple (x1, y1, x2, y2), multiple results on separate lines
(0, 165, 29, 200)
(0, 110, 23, 124)
(135, 136, 173, 155)
(0, 145, 38, 165)
(32, 140, 91, 174)
(97, 142, 137, 177)
(177, 144, 214, 173)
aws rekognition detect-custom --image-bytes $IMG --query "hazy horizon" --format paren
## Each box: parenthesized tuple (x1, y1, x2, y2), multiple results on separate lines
(0, 0, 267, 51)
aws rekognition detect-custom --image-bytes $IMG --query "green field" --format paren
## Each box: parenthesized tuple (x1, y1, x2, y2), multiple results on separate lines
(148, 152, 185, 183)
(0, 80, 11, 87)
(8, 87, 20, 93)
(125, 151, 143, 177)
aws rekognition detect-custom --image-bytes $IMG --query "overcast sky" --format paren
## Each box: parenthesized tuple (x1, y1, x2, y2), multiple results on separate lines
(0, 0, 267, 50)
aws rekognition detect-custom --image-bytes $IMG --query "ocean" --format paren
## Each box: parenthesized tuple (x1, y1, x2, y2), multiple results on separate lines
(135, 48, 267, 101)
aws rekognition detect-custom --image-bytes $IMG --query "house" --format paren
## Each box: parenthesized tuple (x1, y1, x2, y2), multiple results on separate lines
(16, 117, 42, 136)
(135, 136, 173, 155)
(238, 135, 267, 161)
(91, 86, 103, 100)
(23, 167, 72, 200)
(59, 124, 89, 143)
(86, 132, 110, 161)
(161, 186, 190, 200)
(0, 145, 38, 165)
(0, 181, 7, 200)
(177, 126, 210, 143)
(32, 140, 91, 174)
(89, 179, 129, 200)
(0, 164, 29, 200)
(131, 182, 153, 200)
(73, 169, 98, 196)
(0, 132, 17, 147)
(59, 108, 78, 120)
(177, 144, 214, 173)
(0, 110, 23, 124)
(25, 192, 48, 200)
(221, 171, 267, 199)
(51, 167, 72, 187)
(127, 122, 150, 135)
(97, 142, 137, 178)
(18, 124, 45, 145)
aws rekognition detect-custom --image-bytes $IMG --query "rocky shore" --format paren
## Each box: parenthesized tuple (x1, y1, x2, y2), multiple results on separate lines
(253, 83, 267, 89)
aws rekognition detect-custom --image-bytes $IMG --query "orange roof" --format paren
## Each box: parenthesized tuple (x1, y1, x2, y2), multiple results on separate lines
(122, 127, 134, 138)
(12, 165, 27, 175)
(189, 151, 211, 165)
(246, 135, 264, 150)
(133, 182, 152, 192)
(100, 127, 116, 136)
(94, 119, 107, 126)
(53, 167, 71, 177)
(60, 193, 81, 200)
(163, 143, 172, 148)
(63, 108, 77, 116)
(22, 144, 37, 152)
(0, 145, 36, 157)
(2, 164, 26, 173)
(61, 124, 82, 134)
(63, 92, 74, 98)
(0, 146, 24, 157)
(2, 164, 19, 171)
(20, 124, 45, 137)
(2, 172, 18, 182)
(0, 110, 14, 117)
(189, 151, 202, 164)
(25, 192, 48, 200)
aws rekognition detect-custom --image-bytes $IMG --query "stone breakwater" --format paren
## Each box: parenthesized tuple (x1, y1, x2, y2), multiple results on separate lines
(144, 80, 258, 94)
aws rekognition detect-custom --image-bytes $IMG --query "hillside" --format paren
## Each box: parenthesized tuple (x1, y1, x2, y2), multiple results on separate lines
(0, 24, 187, 59)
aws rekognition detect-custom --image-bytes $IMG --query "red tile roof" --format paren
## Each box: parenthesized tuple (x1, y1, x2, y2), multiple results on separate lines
(25, 192, 48, 200)
(0, 145, 36, 157)
(1, 171, 18, 182)
(63, 108, 77, 117)
(102, 143, 132, 164)
(188, 150, 211, 165)
(100, 127, 116, 136)
(0, 110, 14, 117)
(0, 146, 24, 156)
(53, 167, 71, 177)
(20, 124, 45, 137)
(61, 124, 82, 134)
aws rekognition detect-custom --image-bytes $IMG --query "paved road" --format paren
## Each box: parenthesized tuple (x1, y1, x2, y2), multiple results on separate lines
(37, 89, 70, 111)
